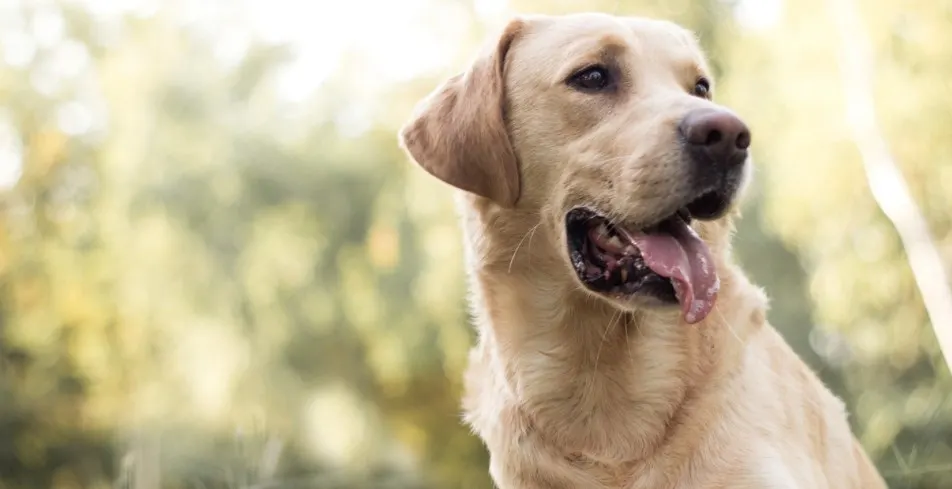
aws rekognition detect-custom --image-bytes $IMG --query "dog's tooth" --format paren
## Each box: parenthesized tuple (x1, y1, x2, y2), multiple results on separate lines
(607, 235, 623, 249)
(619, 267, 628, 282)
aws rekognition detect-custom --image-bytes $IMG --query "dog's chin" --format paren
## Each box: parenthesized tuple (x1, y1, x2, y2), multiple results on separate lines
(564, 189, 734, 323)
(592, 283, 681, 315)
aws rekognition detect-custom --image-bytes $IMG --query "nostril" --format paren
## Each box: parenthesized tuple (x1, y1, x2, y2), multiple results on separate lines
(705, 129, 723, 146)
(736, 130, 751, 150)
(680, 108, 751, 155)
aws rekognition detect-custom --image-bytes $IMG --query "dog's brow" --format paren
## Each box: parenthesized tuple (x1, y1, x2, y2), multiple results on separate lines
(554, 34, 629, 81)
(664, 48, 710, 84)
(594, 33, 629, 52)
(688, 60, 708, 80)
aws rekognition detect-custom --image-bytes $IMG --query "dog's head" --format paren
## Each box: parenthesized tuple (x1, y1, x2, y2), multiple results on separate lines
(400, 13, 751, 324)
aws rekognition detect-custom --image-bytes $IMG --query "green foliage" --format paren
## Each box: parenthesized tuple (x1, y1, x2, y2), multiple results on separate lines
(0, 1, 949, 488)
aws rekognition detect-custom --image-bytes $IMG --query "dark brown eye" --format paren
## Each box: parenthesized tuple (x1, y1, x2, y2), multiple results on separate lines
(693, 77, 711, 98)
(568, 66, 611, 92)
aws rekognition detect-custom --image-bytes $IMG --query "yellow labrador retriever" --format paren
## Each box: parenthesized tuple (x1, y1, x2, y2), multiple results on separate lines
(399, 12, 887, 489)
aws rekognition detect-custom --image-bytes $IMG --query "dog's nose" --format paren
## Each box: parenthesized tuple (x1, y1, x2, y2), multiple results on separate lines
(679, 108, 751, 166)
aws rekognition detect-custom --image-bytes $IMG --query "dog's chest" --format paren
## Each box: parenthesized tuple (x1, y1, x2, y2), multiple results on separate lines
(487, 431, 811, 489)
(555, 452, 805, 489)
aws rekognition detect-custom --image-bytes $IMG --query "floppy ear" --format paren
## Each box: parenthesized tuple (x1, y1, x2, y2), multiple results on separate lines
(398, 20, 524, 207)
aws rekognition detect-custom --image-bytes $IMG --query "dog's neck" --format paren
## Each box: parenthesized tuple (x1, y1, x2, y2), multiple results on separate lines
(459, 200, 767, 465)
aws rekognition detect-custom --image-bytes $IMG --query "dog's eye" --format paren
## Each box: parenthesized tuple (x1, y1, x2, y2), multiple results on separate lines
(693, 77, 711, 98)
(568, 66, 612, 92)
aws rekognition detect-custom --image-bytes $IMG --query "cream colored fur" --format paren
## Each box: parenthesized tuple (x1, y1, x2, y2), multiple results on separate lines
(400, 12, 887, 489)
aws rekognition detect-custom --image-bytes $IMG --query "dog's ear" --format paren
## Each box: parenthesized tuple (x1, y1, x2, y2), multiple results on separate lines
(398, 19, 524, 207)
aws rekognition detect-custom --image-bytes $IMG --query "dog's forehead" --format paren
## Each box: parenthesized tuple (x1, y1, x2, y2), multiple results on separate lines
(511, 14, 708, 79)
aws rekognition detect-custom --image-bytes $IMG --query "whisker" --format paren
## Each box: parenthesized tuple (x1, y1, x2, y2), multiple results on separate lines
(586, 309, 623, 403)
(508, 222, 543, 274)
(624, 313, 636, 370)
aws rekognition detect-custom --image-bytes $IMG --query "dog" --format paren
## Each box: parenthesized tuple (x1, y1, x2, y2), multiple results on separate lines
(398, 12, 887, 489)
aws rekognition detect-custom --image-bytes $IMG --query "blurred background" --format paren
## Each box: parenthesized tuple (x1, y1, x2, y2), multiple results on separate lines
(0, 0, 950, 488)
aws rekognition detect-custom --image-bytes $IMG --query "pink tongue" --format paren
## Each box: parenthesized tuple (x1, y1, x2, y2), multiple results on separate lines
(623, 221, 719, 324)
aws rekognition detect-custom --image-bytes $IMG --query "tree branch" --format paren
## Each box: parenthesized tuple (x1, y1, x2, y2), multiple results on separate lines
(827, 0, 952, 372)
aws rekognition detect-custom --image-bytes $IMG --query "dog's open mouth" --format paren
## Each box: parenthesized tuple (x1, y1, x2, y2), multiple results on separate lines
(566, 196, 724, 324)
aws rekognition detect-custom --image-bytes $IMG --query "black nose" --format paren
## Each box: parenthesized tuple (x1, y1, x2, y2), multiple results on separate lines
(679, 108, 751, 166)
